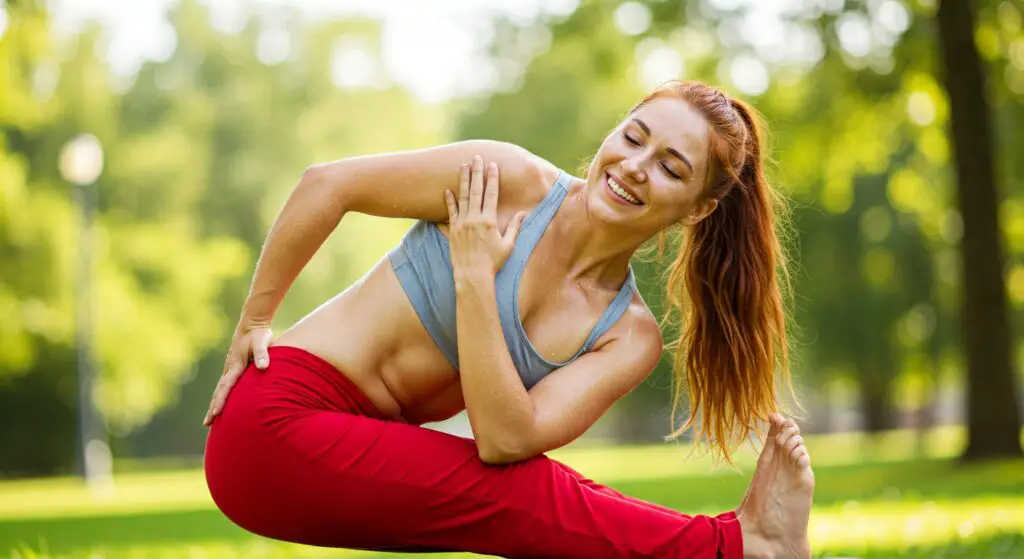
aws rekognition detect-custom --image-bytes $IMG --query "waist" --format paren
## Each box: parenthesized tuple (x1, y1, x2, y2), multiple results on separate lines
(274, 258, 462, 417)
(256, 346, 390, 419)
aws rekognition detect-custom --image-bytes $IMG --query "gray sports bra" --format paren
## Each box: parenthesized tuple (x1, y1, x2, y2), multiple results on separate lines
(387, 169, 636, 389)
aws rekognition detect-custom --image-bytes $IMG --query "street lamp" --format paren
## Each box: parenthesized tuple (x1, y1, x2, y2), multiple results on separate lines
(59, 134, 113, 497)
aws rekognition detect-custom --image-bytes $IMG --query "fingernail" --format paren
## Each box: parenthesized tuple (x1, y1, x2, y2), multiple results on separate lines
(257, 358, 268, 368)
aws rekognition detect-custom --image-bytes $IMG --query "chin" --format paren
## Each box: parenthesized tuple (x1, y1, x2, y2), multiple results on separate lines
(585, 188, 635, 226)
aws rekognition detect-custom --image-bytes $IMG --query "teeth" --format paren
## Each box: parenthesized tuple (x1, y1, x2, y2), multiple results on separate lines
(608, 176, 641, 205)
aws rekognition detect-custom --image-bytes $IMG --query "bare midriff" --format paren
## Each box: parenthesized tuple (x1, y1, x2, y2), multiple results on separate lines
(275, 257, 465, 424)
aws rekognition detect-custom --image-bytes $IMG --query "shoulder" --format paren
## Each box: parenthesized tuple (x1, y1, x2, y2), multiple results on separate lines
(460, 140, 561, 207)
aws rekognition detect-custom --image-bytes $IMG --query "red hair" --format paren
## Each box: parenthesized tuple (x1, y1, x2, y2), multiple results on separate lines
(635, 81, 794, 464)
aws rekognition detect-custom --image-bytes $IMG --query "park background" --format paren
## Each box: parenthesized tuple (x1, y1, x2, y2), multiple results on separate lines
(1, 0, 1023, 557)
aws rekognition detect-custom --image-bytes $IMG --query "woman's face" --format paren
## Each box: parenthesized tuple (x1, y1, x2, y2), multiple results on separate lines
(585, 96, 718, 232)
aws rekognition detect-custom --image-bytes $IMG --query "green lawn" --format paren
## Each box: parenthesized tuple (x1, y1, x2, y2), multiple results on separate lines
(1, 427, 1022, 558)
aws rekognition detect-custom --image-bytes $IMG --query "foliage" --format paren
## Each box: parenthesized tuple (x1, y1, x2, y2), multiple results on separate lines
(0, 0, 446, 470)
(1, 0, 1022, 473)
(457, 0, 1023, 442)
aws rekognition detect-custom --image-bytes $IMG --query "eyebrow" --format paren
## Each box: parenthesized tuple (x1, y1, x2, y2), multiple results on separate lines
(631, 117, 694, 174)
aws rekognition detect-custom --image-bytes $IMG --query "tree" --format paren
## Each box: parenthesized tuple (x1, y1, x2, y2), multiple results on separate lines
(936, 0, 1022, 461)
(0, 0, 82, 475)
(0, 0, 448, 472)
(124, 1, 447, 457)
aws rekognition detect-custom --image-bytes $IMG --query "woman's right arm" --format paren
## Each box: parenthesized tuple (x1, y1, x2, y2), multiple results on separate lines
(203, 140, 548, 426)
(242, 139, 546, 324)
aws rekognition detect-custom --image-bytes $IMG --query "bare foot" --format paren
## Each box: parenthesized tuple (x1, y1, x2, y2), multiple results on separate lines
(736, 413, 814, 559)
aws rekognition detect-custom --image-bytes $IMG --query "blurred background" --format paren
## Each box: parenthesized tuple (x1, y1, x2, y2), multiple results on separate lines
(1, 0, 1023, 557)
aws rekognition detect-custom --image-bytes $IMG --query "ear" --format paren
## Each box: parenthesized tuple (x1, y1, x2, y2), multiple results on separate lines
(680, 198, 718, 227)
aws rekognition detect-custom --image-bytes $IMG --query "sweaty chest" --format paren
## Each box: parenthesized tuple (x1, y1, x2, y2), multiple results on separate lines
(514, 248, 615, 365)
(392, 169, 635, 388)
(437, 221, 614, 368)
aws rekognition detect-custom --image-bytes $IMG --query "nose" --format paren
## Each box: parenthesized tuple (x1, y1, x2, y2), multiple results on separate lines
(621, 155, 647, 183)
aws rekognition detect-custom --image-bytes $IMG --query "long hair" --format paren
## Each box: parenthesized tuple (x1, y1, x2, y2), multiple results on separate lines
(635, 81, 794, 464)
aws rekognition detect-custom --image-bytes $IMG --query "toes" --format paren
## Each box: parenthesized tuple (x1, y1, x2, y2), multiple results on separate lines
(767, 413, 785, 439)
(788, 437, 806, 459)
(785, 434, 803, 453)
(786, 437, 813, 472)
(776, 425, 800, 447)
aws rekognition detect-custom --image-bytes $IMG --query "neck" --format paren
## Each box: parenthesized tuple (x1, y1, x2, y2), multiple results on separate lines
(547, 177, 650, 290)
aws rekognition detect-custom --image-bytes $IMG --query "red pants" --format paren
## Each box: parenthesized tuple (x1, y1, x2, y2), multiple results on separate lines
(204, 346, 742, 558)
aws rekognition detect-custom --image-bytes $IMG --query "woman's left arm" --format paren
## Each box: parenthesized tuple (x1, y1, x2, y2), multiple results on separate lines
(446, 157, 663, 465)
(458, 287, 662, 464)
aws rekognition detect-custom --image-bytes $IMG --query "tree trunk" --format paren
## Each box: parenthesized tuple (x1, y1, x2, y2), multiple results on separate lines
(860, 379, 890, 434)
(936, 0, 1023, 461)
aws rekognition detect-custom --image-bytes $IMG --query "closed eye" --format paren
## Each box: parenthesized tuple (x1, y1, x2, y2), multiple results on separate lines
(662, 163, 681, 180)
(624, 133, 641, 146)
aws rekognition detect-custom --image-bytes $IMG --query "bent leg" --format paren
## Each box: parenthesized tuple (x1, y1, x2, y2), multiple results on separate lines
(209, 401, 742, 558)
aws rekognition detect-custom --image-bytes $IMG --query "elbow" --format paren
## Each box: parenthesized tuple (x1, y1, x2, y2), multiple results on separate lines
(477, 437, 533, 465)
(299, 163, 329, 189)
(297, 162, 351, 211)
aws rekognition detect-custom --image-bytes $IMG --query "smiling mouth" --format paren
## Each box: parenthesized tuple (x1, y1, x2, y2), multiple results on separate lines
(606, 173, 643, 206)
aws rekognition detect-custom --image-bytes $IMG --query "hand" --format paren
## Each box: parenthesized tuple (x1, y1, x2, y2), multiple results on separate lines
(203, 320, 273, 426)
(444, 155, 526, 281)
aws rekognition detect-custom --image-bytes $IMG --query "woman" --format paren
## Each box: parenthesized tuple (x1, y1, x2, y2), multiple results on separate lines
(203, 80, 814, 558)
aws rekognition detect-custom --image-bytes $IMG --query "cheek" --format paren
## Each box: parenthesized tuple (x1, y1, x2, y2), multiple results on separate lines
(652, 179, 704, 216)
(596, 135, 629, 162)
(683, 181, 707, 204)
(588, 145, 616, 178)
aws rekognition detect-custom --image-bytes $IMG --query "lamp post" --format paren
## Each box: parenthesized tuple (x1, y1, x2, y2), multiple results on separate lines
(59, 134, 113, 496)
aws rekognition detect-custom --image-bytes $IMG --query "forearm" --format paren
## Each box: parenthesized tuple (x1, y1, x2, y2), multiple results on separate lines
(241, 166, 348, 323)
(454, 274, 536, 462)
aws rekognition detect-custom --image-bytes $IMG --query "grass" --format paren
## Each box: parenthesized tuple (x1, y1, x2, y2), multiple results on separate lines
(1, 427, 1022, 558)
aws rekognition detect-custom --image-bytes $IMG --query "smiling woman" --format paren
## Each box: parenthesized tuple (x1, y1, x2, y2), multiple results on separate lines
(201, 80, 812, 559)
(615, 84, 794, 461)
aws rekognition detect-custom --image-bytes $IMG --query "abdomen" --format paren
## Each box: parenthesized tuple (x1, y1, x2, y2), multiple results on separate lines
(275, 256, 462, 419)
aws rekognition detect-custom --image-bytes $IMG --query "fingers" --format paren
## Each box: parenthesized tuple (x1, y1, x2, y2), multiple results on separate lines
(483, 162, 499, 220)
(457, 162, 470, 216)
(204, 327, 274, 427)
(252, 329, 272, 370)
(502, 211, 527, 245)
(445, 189, 458, 223)
(204, 346, 249, 426)
(469, 155, 485, 215)
(455, 156, 500, 224)
(203, 360, 246, 426)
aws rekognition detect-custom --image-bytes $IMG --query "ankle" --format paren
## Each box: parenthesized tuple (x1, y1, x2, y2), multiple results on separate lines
(737, 510, 776, 559)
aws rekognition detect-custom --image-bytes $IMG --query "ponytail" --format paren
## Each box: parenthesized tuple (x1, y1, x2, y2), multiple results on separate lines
(661, 96, 793, 464)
